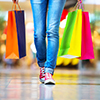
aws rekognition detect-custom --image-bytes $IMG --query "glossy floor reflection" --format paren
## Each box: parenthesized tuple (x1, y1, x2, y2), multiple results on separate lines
(0, 66, 100, 100)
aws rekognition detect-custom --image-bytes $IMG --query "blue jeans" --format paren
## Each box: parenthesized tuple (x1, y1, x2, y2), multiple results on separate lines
(30, 0, 66, 75)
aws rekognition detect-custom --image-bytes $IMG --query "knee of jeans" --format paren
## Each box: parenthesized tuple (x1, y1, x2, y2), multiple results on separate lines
(34, 30, 46, 39)
(47, 29, 59, 39)
(46, 23, 59, 38)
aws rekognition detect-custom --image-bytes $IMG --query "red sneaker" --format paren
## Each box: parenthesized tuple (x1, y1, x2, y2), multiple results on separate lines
(39, 67, 45, 83)
(44, 73, 55, 85)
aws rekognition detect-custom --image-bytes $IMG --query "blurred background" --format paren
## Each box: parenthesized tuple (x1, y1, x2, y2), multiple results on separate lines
(0, 0, 100, 70)
(1, 0, 100, 100)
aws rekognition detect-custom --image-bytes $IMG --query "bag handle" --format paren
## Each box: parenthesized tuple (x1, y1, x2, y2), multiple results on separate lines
(12, 3, 22, 12)
(71, 1, 80, 12)
(71, 0, 84, 12)
(78, 0, 84, 11)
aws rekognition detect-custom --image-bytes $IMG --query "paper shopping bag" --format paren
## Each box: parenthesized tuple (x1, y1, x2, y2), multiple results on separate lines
(80, 12, 94, 60)
(58, 9, 82, 58)
(6, 6, 26, 59)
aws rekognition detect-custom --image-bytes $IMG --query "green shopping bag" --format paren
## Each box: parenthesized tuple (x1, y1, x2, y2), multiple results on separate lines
(58, 9, 82, 58)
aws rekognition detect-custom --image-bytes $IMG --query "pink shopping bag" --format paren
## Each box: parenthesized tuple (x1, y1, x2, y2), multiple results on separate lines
(81, 12, 94, 60)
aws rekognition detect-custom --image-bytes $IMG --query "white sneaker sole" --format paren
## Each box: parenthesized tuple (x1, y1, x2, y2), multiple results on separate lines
(44, 79, 55, 85)
(39, 78, 45, 83)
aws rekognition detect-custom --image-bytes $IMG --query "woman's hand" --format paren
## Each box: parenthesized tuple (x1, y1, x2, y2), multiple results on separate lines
(78, 0, 83, 3)
(12, 0, 18, 4)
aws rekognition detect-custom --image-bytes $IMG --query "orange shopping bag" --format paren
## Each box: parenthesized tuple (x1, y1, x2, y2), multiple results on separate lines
(6, 3, 26, 59)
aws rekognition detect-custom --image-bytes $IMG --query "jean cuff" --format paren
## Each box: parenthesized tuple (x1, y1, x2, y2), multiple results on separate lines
(38, 62, 45, 67)
(45, 68, 54, 75)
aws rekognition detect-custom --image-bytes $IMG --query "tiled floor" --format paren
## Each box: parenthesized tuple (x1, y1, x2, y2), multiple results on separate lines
(0, 65, 100, 100)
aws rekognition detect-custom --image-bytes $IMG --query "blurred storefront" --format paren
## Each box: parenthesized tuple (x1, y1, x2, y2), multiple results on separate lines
(0, 0, 100, 69)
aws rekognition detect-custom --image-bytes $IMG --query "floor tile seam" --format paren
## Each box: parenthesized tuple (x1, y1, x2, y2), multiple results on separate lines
(5, 78, 13, 88)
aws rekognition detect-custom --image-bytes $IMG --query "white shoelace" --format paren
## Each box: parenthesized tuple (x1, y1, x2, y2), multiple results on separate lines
(40, 67, 45, 76)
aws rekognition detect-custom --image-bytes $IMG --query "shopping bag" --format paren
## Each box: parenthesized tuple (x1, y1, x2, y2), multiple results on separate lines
(58, 0, 94, 60)
(58, 9, 82, 58)
(5, 3, 26, 59)
(80, 12, 94, 60)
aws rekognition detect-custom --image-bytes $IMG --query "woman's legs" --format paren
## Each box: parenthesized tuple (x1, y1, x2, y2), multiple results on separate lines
(31, 0, 66, 79)
(44, 0, 66, 75)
